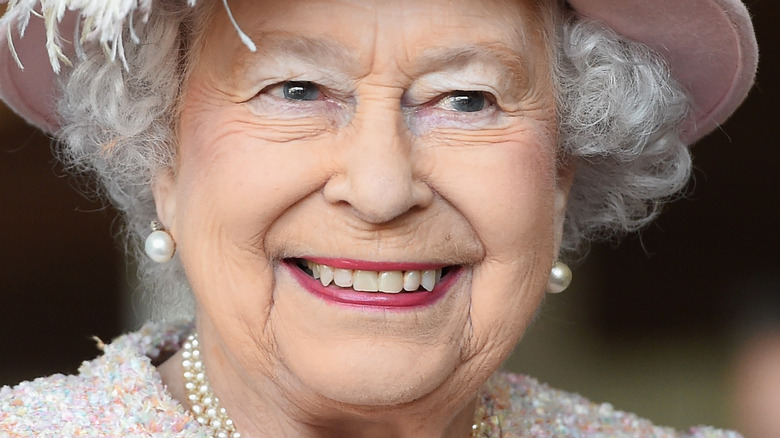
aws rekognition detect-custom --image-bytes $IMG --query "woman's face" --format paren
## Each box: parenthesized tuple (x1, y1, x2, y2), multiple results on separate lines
(157, 0, 567, 414)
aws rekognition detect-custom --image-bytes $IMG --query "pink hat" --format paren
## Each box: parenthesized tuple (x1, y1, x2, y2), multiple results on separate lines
(0, 0, 758, 144)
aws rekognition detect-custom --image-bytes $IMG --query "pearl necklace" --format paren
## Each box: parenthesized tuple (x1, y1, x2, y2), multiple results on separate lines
(182, 334, 241, 438)
(183, 332, 489, 438)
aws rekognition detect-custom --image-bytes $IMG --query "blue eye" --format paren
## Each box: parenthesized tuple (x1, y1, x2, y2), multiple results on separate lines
(440, 91, 487, 112)
(283, 81, 321, 101)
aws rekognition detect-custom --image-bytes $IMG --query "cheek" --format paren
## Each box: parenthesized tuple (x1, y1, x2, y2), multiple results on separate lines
(170, 104, 341, 325)
(421, 125, 557, 363)
(423, 126, 557, 261)
(174, 105, 335, 247)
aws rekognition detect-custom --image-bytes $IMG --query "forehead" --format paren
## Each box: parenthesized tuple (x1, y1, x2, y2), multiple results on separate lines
(195, 0, 554, 78)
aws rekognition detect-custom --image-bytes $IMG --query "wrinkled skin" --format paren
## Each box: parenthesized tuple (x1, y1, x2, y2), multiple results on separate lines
(155, 0, 573, 436)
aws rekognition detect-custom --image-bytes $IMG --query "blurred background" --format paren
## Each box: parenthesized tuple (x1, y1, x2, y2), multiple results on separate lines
(0, 1, 778, 436)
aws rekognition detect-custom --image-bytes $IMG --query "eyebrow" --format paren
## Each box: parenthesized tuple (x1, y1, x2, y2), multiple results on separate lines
(410, 43, 532, 96)
(233, 34, 533, 95)
(233, 32, 360, 77)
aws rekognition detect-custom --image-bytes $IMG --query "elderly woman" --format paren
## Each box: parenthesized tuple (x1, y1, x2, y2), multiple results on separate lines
(0, 0, 757, 436)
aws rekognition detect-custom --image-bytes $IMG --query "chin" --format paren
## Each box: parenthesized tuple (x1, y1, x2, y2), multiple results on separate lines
(260, 261, 478, 406)
(281, 339, 462, 407)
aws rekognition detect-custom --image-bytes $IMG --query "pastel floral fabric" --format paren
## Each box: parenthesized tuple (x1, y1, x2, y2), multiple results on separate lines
(1, 322, 742, 437)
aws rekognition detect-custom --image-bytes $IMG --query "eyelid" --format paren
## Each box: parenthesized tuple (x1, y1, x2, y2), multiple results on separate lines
(406, 103, 502, 134)
(406, 82, 504, 111)
(411, 68, 503, 95)
(260, 80, 357, 106)
(246, 80, 353, 127)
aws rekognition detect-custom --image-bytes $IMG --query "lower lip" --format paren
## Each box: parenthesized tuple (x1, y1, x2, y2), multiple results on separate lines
(284, 261, 462, 309)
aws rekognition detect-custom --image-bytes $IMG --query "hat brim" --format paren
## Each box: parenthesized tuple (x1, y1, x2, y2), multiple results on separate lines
(568, 0, 757, 143)
(0, 0, 758, 143)
(0, 2, 79, 134)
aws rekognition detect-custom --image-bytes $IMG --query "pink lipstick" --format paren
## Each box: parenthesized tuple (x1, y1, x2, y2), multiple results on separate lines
(284, 258, 461, 309)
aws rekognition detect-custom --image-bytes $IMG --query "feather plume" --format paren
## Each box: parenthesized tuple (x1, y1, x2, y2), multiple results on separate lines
(1, 0, 256, 74)
(2, 0, 155, 73)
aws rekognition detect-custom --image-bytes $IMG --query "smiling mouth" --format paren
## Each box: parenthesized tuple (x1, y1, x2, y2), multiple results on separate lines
(293, 258, 454, 293)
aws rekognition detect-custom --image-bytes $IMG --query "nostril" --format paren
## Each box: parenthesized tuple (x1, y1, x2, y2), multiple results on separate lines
(323, 175, 431, 225)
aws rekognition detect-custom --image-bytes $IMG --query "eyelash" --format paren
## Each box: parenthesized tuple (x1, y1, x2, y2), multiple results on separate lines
(430, 90, 496, 113)
(263, 81, 326, 102)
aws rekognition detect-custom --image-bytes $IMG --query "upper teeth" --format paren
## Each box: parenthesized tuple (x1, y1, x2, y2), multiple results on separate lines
(306, 261, 443, 293)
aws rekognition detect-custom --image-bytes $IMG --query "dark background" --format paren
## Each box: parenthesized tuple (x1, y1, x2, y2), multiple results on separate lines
(1, 0, 777, 432)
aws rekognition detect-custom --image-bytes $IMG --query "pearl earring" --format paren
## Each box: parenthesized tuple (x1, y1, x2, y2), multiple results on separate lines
(144, 221, 175, 263)
(546, 261, 572, 294)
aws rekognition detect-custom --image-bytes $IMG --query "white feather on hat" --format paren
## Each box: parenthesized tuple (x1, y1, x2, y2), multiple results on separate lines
(0, 0, 258, 73)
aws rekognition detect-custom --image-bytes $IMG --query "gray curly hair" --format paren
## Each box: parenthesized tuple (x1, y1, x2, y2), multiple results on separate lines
(56, 0, 690, 321)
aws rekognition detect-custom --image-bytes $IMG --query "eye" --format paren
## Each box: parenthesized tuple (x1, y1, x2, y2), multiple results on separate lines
(283, 81, 321, 101)
(265, 81, 322, 101)
(436, 91, 489, 112)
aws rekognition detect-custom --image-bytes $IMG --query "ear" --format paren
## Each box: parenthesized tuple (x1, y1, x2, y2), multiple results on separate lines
(152, 169, 178, 233)
(552, 159, 576, 258)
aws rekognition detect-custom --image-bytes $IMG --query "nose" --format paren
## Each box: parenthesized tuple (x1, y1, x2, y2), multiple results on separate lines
(323, 110, 434, 224)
